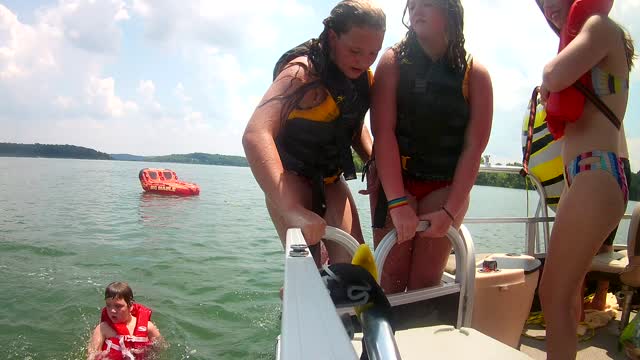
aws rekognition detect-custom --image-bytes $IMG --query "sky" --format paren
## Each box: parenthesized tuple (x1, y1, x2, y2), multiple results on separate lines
(0, 0, 638, 169)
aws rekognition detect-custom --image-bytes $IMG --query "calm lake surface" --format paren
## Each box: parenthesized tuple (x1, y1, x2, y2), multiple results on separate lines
(0, 157, 635, 359)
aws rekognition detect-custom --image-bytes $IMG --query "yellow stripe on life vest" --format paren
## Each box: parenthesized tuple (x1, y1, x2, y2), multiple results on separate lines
(287, 91, 340, 123)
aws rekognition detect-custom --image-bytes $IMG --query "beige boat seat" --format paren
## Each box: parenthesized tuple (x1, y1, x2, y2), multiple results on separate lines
(590, 250, 629, 274)
(352, 325, 532, 359)
(587, 203, 640, 331)
(589, 203, 640, 279)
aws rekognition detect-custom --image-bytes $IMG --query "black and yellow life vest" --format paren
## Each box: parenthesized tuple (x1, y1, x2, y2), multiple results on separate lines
(273, 40, 372, 216)
(395, 37, 472, 181)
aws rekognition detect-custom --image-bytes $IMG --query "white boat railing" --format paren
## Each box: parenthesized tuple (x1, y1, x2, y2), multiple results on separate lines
(474, 165, 632, 256)
(374, 222, 476, 329)
(278, 227, 359, 360)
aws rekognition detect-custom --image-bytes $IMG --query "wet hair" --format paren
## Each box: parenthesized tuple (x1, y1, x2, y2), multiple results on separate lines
(306, 0, 386, 78)
(104, 281, 134, 306)
(621, 26, 636, 69)
(395, 0, 467, 72)
(271, 0, 386, 117)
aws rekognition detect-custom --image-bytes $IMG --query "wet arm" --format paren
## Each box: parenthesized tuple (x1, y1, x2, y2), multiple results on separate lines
(445, 61, 493, 217)
(543, 15, 615, 91)
(87, 323, 105, 360)
(147, 321, 167, 349)
(352, 123, 373, 164)
(242, 64, 308, 211)
(371, 49, 404, 201)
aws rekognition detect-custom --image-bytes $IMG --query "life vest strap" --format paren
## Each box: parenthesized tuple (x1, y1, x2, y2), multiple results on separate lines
(124, 335, 150, 343)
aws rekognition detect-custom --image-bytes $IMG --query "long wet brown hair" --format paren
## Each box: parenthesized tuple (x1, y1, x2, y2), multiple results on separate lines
(394, 0, 467, 72)
(269, 0, 386, 118)
(622, 27, 636, 70)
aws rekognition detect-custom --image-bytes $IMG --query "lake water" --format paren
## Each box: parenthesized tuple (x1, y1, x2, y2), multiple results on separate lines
(0, 157, 635, 359)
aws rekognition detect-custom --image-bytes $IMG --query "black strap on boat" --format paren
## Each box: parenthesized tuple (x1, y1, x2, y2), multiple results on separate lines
(360, 157, 389, 229)
(372, 184, 388, 229)
(521, 86, 541, 177)
(311, 173, 327, 218)
(308, 173, 327, 262)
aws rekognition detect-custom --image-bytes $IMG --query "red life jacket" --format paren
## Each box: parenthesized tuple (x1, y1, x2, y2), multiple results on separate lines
(100, 303, 153, 360)
(545, 0, 613, 139)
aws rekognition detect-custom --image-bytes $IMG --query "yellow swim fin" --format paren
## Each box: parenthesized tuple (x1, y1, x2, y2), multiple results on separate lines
(351, 244, 378, 282)
(351, 244, 378, 317)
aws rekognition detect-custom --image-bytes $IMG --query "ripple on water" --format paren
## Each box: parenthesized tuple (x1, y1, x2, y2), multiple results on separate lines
(0, 242, 77, 257)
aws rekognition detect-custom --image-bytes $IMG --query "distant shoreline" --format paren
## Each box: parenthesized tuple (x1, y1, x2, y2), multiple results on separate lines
(0, 142, 248, 167)
(2, 142, 638, 200)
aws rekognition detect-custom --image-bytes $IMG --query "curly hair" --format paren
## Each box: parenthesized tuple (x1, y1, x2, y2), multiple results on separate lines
(394, 0, 466, 72)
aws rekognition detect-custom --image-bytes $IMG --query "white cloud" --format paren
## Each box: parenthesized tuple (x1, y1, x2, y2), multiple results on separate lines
(37, 0, 129, 54)
(131, 0, 313, 51)
(1, 0, 639, 161)
(86, 76, 137, 118)
(174, 83, 191, 104)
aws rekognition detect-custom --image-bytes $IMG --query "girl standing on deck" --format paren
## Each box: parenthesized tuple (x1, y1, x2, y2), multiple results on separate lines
(368, 0, 493, 293)
(535, 0, 635, 358)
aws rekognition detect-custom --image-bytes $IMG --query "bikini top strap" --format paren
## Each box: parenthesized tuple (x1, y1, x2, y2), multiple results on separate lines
(573, 81, 622, 130)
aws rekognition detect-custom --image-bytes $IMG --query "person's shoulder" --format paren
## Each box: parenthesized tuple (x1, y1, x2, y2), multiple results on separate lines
(97, 321, 111, 333)
(146, 320, 162, 337)
(378, 48, 398, 66)
(581, 14, 620, 40)
(89, 321, 109, 344)
(373, 48, 399, 79)
(466, 56, 490, 79)
(275, 56, 316, 84)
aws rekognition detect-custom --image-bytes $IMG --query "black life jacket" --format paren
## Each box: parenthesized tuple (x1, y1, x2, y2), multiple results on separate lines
(273, 40, 371, 185)
(395, 37, 472, 181)
(371, 39, 472, 228)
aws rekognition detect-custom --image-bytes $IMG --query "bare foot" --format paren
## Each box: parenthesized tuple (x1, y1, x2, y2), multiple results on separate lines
(584, 297, 607, 311)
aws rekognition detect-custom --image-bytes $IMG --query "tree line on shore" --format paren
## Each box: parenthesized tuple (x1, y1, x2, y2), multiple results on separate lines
(2, 142, 637, 201)
(352, 150, 640, 201)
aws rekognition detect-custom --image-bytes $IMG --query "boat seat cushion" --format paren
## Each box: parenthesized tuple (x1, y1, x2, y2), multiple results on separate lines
(352, 325, 532, 359)
(589, 250, 628, 274)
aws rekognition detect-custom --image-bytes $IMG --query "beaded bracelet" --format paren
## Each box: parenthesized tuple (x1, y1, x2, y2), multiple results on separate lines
(442, 206, 455, 221)
(388, 196, 409, 210)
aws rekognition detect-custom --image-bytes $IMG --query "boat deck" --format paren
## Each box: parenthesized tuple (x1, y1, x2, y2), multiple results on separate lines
(520, 310, 635, 359)
(347, 295, 635, 359)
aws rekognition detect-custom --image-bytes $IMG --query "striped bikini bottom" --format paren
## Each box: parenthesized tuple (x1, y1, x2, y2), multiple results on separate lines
(564, 150, 629, 204)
